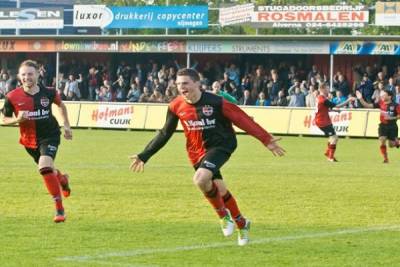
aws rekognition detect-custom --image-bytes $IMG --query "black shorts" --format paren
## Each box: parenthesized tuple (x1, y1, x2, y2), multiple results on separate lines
(193, 148, 231, 180)
(378, 123, 398, 141)
(319, 125, 336, 137)
(25, 137, 60, 164)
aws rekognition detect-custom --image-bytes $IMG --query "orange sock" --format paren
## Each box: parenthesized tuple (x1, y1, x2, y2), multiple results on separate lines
(204, 182, 227, 218)
(223, 191, 246, 229)
(380, 145, 388, 160)
(325, 142, 330, 156)
(55, 169, 67, 186)
(328, 144, 336, 159)
(40, 167, 63, 211)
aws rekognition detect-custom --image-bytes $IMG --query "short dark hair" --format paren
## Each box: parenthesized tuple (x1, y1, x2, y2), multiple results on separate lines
(177, 68, 200, 82)
(20, 60, 39, 70)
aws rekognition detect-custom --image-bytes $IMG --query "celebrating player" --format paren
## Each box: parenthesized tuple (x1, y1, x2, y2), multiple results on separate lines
(130, 68, 285, 246)
(1, 60, 72, 223)
(315, 84, 355, 162)
(356, 90, 400, 163)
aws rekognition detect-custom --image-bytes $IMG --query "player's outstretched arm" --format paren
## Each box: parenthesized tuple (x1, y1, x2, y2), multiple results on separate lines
(129, 155, 145, 172)
(335, 96, 356, 108)
(134, 108, 179, 164)
(355, 91, 373, 108)
(58, 102, 73, 140)
(266, 137, 286, 157)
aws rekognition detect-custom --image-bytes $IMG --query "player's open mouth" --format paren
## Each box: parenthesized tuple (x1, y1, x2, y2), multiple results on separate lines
(181, 90, 188, 95)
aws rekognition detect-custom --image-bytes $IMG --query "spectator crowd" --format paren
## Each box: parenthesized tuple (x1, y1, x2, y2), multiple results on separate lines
(1, 58, 400, 109)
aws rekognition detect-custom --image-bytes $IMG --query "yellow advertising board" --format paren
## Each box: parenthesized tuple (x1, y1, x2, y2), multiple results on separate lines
(144, 105, 170, 130)
(52, 103, 80, 127)
(78, 103, 147, 129)
(365, 110, 380, 137)
(288, 108, 367, 137)
(364, 110, 400, 138)
(240, 107, 291, 134)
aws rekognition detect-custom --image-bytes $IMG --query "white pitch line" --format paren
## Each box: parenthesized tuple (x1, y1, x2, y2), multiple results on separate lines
(72, 259, 158, 267)
(58, 224, 400, 264)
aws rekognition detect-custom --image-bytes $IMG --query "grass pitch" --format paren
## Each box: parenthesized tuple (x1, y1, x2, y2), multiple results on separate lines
(1, 126, 400, 267)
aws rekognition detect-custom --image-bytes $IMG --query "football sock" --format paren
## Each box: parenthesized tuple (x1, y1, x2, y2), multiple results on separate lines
(325, 142, 330, 156)
(328, 144, 336, 159)
(204, 182, 227, 218)
(55, 169, 68, 186)
(223, 191, 246, 229)
(380, 145, 388, 160)
(40, 167, 64, 211)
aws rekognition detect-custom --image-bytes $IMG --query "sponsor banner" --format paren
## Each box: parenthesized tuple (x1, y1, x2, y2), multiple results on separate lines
(78, 103, 146, 129)
(219, 5, 368, 28)
(365, 110, 380, 137)
(0, 40, 56, 52)
(52, 103, 80, 127)
(289, 109, 367, 136)
(187, 40, 329, 54)
(219, 3, 254, 26)
(364, 110, 400, 138)
(73, 5, 208, 29)
(239, 107, 291, 134)
(145, 105, 170, 130)
(330, 41, 400, 55)
(0, 8, 64, 29)
(365, 111, 400, 137)
(119, 41, 186, 53)
(252, 5, 368, 28)
(375, 2, 400, 26)
(56, 40, 118, 52)
(73, 5, 113, 27)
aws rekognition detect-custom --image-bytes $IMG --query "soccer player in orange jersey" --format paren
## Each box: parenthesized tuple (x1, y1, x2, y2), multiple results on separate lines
(1, 60, 72, 222)
(356, 90, 400, 163)
(315, 84, 355, 162)
(130, 68, 285, 246)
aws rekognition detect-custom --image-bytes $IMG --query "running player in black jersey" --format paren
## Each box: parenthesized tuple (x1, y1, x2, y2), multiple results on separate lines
(356, 90, 400, 163)
(130, 68, 285, 245)
(2, 60, 72, 222)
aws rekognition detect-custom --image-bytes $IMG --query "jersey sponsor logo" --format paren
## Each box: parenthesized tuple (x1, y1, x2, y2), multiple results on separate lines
(183, 118, 216, 130)
(203, 160, 216, 169)
(17, 102, 25, 106)
(202, 105, 214, 116)
(26, 109, 50, 120)
(40, 97, 50, 107)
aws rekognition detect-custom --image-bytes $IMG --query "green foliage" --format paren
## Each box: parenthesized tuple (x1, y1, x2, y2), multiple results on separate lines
(1, 127, 400, 266)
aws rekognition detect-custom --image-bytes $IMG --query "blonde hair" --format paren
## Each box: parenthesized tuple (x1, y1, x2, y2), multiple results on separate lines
(19, 60, 39, 70)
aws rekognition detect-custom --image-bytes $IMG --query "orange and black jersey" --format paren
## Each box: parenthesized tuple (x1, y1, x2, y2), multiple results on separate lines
(2, 85, 61, 148)
(374, 100, 400, 125)
(138, 92, 272, 165)
(315, 95, 336, 128)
